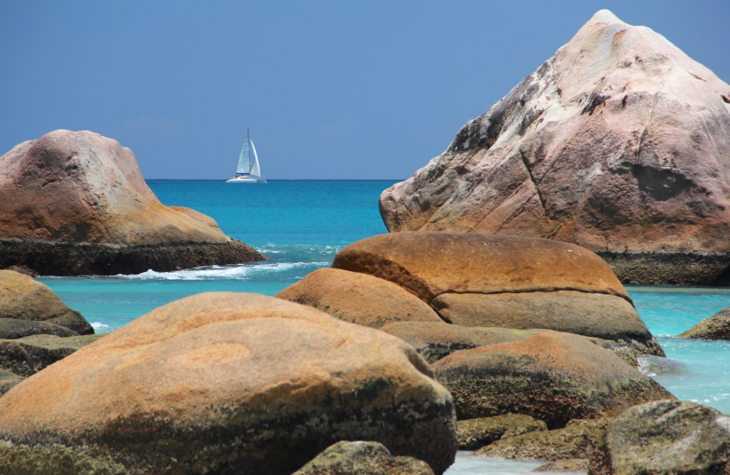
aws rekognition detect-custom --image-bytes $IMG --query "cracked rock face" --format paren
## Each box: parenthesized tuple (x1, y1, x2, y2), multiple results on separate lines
(379, 10, 730, 284)
(0, 293, 457, 475)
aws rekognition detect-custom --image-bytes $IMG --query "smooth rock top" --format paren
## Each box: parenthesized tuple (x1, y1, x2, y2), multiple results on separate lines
(0, 270, 93, 334)
(0, 292, 457, 475)
(0, 130, 232, 245)
(380, 10, 730, 255)
(276, 268, 444, 328)
(332, 233, 630, 303)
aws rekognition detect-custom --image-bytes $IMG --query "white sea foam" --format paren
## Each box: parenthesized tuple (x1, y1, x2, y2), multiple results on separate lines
(114, 262, 329, 281)
(90, 322, 112, 332)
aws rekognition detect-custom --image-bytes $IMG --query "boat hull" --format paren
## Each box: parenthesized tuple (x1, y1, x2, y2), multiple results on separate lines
(226, 177, 267, 183)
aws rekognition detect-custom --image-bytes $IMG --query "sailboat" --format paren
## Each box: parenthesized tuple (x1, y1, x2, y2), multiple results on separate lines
(226, 128, 266, 183)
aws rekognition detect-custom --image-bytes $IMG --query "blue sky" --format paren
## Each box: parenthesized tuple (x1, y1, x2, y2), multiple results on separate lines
(1, 1, 728, 180)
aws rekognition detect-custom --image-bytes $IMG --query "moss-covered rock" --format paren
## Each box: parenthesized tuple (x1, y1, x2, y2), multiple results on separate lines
(432, 331, 673, 428)
(679, 307, 730, 340)
(457, 414, 547, 450)
(589, 400, 730, 475)
(476, 418, 608, 462)
(292, 441, 435, 475)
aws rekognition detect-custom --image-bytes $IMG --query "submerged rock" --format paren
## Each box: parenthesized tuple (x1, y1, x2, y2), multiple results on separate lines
(678, 306, 730, 340)
(432, 331, 673, 428)
(334, 233, 662, 355)
(276, 268, 444, 328)
(589, 400, 730, 475)
(0, 293, 457, 475)
(292, 441, 435, 475)
(379, 10, 730, 286)
(0, 130, 266, 275)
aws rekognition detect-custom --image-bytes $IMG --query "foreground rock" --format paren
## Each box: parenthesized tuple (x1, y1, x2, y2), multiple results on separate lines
(458, 414, 547, 450)
(277, 268, 444, 328)
(477, 418, 607, 467)
(379, 10, 730, 286)
(334, 233, 662, 356)
(432, 331, 673, 427)
(590, 400, 730, 474)
(679, 306, 730, 340)
(292, 441, 435, 475)
(0, 293, 457, 475)
(0, 270, 93, 334)
(0, 130, 266, 275)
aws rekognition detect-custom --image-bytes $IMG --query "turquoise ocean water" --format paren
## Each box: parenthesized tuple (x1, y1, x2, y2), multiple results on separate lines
(37, 180, 730, 473)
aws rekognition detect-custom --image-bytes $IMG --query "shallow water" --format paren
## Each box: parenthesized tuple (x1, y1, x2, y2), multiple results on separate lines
(34, 180, 730, 474)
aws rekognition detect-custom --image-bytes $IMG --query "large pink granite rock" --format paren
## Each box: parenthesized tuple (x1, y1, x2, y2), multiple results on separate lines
(379, 10, 730, 285)
(0, 130, 266, 275)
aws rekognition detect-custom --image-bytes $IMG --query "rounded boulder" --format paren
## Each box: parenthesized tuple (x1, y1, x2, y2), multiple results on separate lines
(432, 331, 673, 428)
(276, 268, 444, 328)
(0, 292, 457, 475)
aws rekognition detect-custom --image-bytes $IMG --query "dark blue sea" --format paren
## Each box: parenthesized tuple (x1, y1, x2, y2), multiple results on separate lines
(37, 179, 730, 474)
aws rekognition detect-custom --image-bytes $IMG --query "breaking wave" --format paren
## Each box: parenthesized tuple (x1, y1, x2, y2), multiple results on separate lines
(114, 261, 330, 281)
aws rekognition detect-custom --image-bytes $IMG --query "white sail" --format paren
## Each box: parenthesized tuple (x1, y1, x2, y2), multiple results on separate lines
(227, 128, 266, 183)
(249, 140, 261, 179)
(236, 133, 251, 175)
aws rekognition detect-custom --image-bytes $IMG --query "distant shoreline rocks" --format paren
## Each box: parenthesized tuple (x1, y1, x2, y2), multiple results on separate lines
(378, 10, 730, 286)
(0, 129, 266, 275)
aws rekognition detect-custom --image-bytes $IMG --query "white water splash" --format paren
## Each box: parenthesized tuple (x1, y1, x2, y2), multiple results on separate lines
(114, 262, 330, 281)
(90, 322, 112, 332)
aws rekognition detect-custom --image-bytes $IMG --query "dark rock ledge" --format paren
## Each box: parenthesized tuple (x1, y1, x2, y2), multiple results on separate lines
(0, 238, 268, 276)
(596, 251, 730, 286)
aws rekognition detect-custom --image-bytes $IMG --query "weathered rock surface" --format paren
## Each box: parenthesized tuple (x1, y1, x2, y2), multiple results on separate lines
(380, 322, 549, 364)
(679, 306, 730, 340)
(589, 400, 730, 475)
(334, 233, 661, 354)
(457, 414, 547, 450)
(0, 334, 104, 377)
(0, 317, 79, 339)
(292, 441, 435, 475)
(0, 293, 457, 475)
(0, 130, 266, 275)
(432, 331, 673, 428)
(0, 369, 24, 396)
(0, 270, 93, 334)
(379, 10, 730, 286)
(477, 418, 608, 463)
(381, 321, 659, 367)
(276, 268, 444, 328)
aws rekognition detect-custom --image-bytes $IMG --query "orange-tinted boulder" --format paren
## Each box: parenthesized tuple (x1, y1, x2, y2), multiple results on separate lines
(0, 270, 92, 334)
(432, 331, 673, 428)
(0, 293, 457, 475)
(0, 130, 266, 275)
(333, 233, 659, 353)
(276, 268, 444, 328)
